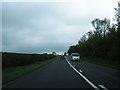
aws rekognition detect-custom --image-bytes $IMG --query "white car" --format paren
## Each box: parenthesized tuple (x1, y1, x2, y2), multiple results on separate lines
(71, 53, 80, 61)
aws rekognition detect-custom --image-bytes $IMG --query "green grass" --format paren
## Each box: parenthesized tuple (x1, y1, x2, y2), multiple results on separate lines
(2, 52, 55, 68)
(3, 57, 58, 85)
(81, 57, 120, 70)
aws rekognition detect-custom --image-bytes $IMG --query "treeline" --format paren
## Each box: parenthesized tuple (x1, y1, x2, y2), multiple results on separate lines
(68, 2, 120, 61)
(2, 52, 56, 68)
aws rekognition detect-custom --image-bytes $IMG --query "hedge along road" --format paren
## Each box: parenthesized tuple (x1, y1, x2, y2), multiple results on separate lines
(3, 56, 119, 89)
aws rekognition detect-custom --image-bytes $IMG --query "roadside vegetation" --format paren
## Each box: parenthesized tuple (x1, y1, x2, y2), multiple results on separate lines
(81, 57, 120, 70)
(67, 2, 120, 70)
(2, 52, 57, 84)
(2, 52, 55, 68)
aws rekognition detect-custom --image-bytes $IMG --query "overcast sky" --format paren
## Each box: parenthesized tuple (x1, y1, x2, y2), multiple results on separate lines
(1, 0, 119, 54)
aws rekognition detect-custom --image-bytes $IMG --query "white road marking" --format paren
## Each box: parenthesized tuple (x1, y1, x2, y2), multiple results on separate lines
(79, 70, 82, 72)
(65, 56, 100, 90)
(98, 85, 109, 90)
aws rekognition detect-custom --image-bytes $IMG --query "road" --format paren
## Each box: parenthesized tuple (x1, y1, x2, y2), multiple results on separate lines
(3, 56, 120, 89)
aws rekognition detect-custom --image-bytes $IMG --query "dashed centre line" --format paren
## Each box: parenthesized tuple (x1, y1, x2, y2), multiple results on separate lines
(79, 70, 82, 72)
(98, 85, 109, 90)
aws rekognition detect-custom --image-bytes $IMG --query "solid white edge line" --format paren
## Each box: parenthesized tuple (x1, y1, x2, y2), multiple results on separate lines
(98, 85, 109, 90)
(65, 56, 100, 90)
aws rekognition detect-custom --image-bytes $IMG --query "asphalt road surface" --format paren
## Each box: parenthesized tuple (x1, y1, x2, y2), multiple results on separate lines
(3, 56, 120, 89)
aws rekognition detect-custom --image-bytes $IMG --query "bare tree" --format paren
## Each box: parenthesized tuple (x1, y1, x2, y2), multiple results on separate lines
(100, 18, 110, 37)
(92, 18, 110, 37)
(114, 1, 120, 32)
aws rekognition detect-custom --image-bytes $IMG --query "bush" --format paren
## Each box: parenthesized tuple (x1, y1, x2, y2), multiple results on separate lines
(2, 52, 56, 68)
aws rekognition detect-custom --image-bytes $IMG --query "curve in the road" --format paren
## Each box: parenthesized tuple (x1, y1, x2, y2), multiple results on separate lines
(65, 56, 100, 90)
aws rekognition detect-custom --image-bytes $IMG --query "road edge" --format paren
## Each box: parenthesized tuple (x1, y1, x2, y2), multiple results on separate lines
(65, 56, 100, 90)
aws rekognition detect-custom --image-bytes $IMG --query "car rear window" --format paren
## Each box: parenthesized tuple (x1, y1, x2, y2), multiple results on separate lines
(72, 54, 79, 56)
(71, 53, 80, 56)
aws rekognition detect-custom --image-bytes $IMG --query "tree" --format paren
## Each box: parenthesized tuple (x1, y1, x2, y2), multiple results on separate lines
(52, 52, 56, 55)
(86, 30, 93, 38)
(67, 3, 119, 61)
(92, 18, 101, 35)
(114, 1, 120, 32)
(64, 52, 67, 56)
(92, 18, 110, 37)
(67, 45, 79, 55)
(79, 35, 87, 42)
(100, 18, 110, 37)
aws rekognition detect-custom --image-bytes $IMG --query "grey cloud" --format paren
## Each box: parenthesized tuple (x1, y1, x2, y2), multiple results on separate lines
(2, 2, 63, 28)
(2, 1, 115, 54)
(2, 2, 90, 29)
(3, 41, 70, 54)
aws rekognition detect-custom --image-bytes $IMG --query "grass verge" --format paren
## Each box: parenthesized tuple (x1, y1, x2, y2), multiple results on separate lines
(81, 57, 120, 70)
(3, 56, 58, 85)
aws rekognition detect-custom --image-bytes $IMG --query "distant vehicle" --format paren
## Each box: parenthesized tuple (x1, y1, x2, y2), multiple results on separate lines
(60, 55, 65, 59)
(71, 53, 80, 61)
